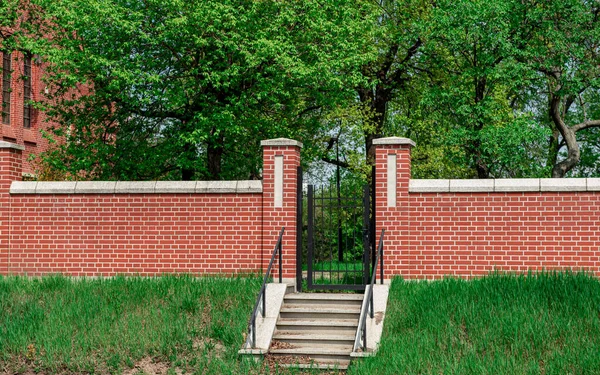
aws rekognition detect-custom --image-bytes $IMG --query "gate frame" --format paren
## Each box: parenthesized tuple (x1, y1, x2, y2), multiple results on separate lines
(297, 175, 374, 291)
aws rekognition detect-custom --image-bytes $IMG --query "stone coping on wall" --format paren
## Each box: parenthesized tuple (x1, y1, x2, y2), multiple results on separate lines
(409, 178, 600, 193)
(0, 141, 25, 151)
(9, 180, 262, 194)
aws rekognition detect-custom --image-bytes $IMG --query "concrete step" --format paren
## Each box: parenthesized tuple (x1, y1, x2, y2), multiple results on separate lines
(284, 293, 363, 302)
(272, 332, 355, 347)
(269, 347, 352, 365)
(273, 332, 356, 341)
(278, 362, 349, 371)
(283, 294, 363, 308)
(275, 318, 358, 334)
(268, 292, 363, 369)
(279, 306, 360, 320)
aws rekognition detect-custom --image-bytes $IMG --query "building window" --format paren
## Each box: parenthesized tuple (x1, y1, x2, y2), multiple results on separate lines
(23, 54, 32, 128)
(2, 52, 11, 124)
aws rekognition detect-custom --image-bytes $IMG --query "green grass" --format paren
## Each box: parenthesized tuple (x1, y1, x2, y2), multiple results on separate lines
(0, 275, 267, 374)
(349, 271, 600, 375)
(3, 272, 599, 374)
(302, 260, 363, 272)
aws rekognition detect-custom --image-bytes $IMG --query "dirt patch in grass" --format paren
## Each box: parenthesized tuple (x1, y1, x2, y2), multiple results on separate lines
(122, 357, 180, 375)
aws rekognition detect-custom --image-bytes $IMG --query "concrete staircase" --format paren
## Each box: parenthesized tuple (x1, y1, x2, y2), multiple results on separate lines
(269, 293, 363, 370)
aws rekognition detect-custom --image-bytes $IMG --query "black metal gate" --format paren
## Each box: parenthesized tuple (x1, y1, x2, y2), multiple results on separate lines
(297, 171, 373, 291)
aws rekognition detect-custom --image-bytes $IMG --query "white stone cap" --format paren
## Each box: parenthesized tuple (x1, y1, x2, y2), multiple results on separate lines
(260, 138, 303, 148)
(372, 137, 416, 147)
(0, 141, 25, 151)
(410, 178, 595, 193)
(10, 180, 262, 194)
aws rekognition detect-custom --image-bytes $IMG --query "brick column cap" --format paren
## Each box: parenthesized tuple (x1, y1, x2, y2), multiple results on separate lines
(0, 141, 25, 151)
(261, 138, 303, 148)
(373, 137, 415, 147)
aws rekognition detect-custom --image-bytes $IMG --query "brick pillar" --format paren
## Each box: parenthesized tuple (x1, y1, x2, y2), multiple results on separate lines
(261, 138, 302, 286)
(373, 137, 415, 280)
(0, 141, 24, 275)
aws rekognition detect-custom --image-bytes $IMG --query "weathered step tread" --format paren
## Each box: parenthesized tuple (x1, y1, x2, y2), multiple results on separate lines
(276, 319, 359, 326)
(280, 306, 360, 313)
(284, 293, 364, 301)
(270, 347, 352, 355)
(278, 363, 349, 370)
(273, 333, 356, 341)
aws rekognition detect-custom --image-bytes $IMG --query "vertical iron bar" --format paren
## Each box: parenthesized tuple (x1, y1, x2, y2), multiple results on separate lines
(371, 164, 376, 270)
(262, 286, 265, 317)
(279, 240, 282, 283)
(252, 319, 256, 348)
(380, 240, 384, 284)
(362, 322, 367, 351)
(337, 141, 342, 263)
(370, 285, 374, 318)
(296, 166, 303, 291)
(363, 184, 370, 286)
(307, 185, 314, 289)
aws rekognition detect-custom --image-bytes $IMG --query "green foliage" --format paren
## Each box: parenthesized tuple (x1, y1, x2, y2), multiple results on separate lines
(350, 271, 600, 374)
(33, 0, 376, 180)
(11, 0, 600, 179)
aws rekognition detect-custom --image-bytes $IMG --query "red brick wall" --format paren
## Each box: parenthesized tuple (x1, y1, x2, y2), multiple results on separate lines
(402, 192, 600, 278)
(3, 136, 600, 280)
(8, 193, 263, 276)
(0, 146, 23, 274)
(1, 140, 300, 278)
(374, 139, 600, 279)
(261, 140, 301, 280)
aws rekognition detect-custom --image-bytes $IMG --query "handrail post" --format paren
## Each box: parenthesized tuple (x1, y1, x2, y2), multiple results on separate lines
(246, 227, 285, 349)
(278, 240, 282, 283)
(380, 241, 384, 284)
(356, 229, 385, 352)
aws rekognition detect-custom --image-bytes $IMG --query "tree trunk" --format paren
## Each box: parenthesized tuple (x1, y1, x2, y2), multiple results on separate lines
(207, 129, 224, 180)
(181, 142, 195, 181)
(549, 93, 579, 178)
(546, 127, 560, 177)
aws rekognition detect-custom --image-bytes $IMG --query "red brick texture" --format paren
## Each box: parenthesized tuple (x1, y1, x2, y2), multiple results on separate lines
(8, 193, 263, 276)
(0, 146, 23, 274)
(1, 51, 53, 175)
(406, 192, 600, 279)
(2, 137, 600, 280)
(375, 140, 600, 279)
(261, 142, 301, 280)
(1, 140, 299, 278)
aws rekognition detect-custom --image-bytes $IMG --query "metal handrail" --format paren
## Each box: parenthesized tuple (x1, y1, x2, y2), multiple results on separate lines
(356, 229, 385, 352)
(245, 227, 284, 349)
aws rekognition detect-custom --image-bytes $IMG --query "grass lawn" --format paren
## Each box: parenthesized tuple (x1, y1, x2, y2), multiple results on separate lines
(0, 275, 274, 375)
(2, 272, 599, 374)
(349, 271, 600, 375)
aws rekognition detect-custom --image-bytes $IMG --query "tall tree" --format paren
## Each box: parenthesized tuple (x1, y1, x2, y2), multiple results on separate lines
(520, 0, 600, 177)
(35, 0, 375, 180)
(418, 0, 550, 178)
(354, 0, 427, 165)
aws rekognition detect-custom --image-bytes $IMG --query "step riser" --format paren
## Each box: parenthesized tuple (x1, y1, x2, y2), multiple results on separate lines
(280, 312, 359, 320)
(269, 293, 363, 368)
(270, 353, 351, 364)
(283, 299, 363, 307)
(275, 326, 357, 334)
(273, 339, 354, 348)
(281, 306, 361, 313)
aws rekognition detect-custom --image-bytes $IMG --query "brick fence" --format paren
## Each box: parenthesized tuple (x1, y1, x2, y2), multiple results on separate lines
(1, 137, 599, 281)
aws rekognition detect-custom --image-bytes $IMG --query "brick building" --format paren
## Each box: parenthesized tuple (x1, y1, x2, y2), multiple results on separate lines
(1, 50, 51, 177)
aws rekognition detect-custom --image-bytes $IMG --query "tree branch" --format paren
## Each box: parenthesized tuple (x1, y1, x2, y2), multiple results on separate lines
(321, 156, 349, 169)
(572, 119, 600, 132)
